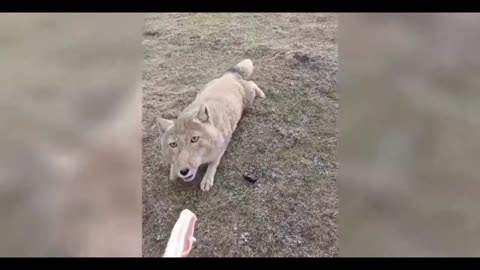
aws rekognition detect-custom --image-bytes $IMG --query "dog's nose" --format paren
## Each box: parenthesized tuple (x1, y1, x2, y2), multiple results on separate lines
(179, 168, 190, 176)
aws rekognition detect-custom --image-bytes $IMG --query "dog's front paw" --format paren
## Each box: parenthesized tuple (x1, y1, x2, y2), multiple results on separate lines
(200, 176, 214, 192)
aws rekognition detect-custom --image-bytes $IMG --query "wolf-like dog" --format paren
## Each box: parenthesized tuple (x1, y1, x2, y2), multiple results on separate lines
(156, 59, 265, 191)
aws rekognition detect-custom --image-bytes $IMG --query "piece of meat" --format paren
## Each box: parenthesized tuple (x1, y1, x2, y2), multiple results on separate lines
(163, 209, 197, 257)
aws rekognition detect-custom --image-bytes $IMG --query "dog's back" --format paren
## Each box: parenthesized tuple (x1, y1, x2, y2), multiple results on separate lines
(180, 59, 264, 139)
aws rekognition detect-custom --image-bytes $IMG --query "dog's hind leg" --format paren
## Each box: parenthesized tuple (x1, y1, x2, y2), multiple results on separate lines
(248, 81, 265, 99)
(200, 149, 226, 192)
(242, 81, 265, 109)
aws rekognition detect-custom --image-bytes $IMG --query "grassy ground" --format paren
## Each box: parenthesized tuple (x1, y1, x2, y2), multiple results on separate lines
(142, 13, 338, 257)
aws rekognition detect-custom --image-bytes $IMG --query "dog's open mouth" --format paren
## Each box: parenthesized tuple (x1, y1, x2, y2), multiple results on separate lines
(178, 163, 209, 184)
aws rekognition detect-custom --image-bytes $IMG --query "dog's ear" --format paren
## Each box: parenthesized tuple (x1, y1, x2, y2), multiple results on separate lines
(196, 104, 210, 123)
(155, 117, 174, 136)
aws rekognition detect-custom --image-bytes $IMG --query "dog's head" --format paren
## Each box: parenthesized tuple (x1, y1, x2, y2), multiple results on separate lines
(156, 104, 223, 182)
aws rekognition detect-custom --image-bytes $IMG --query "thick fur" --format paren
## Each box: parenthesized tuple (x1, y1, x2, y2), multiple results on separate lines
(156, 59, 265, 191)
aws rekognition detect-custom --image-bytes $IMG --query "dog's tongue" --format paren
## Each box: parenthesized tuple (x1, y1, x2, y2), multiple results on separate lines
(163, 209, 197, 257)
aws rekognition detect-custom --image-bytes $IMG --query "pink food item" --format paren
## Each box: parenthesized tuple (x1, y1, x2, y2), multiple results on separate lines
(163, 209, 197, 257)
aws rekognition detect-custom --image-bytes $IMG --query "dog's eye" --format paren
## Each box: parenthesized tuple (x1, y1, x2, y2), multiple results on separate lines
(169, 142, 177, 148)
(191, 136, 199, 143)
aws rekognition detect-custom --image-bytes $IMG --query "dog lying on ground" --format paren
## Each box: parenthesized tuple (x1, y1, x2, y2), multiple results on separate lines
(156, 59, 265, 191)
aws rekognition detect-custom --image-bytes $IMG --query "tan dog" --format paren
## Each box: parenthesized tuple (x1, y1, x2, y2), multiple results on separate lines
(156, 59, 265, 191)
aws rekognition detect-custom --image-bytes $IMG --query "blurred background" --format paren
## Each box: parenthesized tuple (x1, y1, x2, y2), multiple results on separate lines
(0, 14, 143, 256)
(339, 13, 480, 256)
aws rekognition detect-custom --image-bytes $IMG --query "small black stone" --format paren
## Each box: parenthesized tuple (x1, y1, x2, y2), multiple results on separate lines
(243, 172, 258, 183)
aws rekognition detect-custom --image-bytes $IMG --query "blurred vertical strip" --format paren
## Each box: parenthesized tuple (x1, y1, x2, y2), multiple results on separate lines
(339, 13, 480, 256)
(0, 13, 143, 256)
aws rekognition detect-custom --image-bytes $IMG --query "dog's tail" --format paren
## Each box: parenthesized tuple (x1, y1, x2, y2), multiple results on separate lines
(226, 59, 254, 79)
